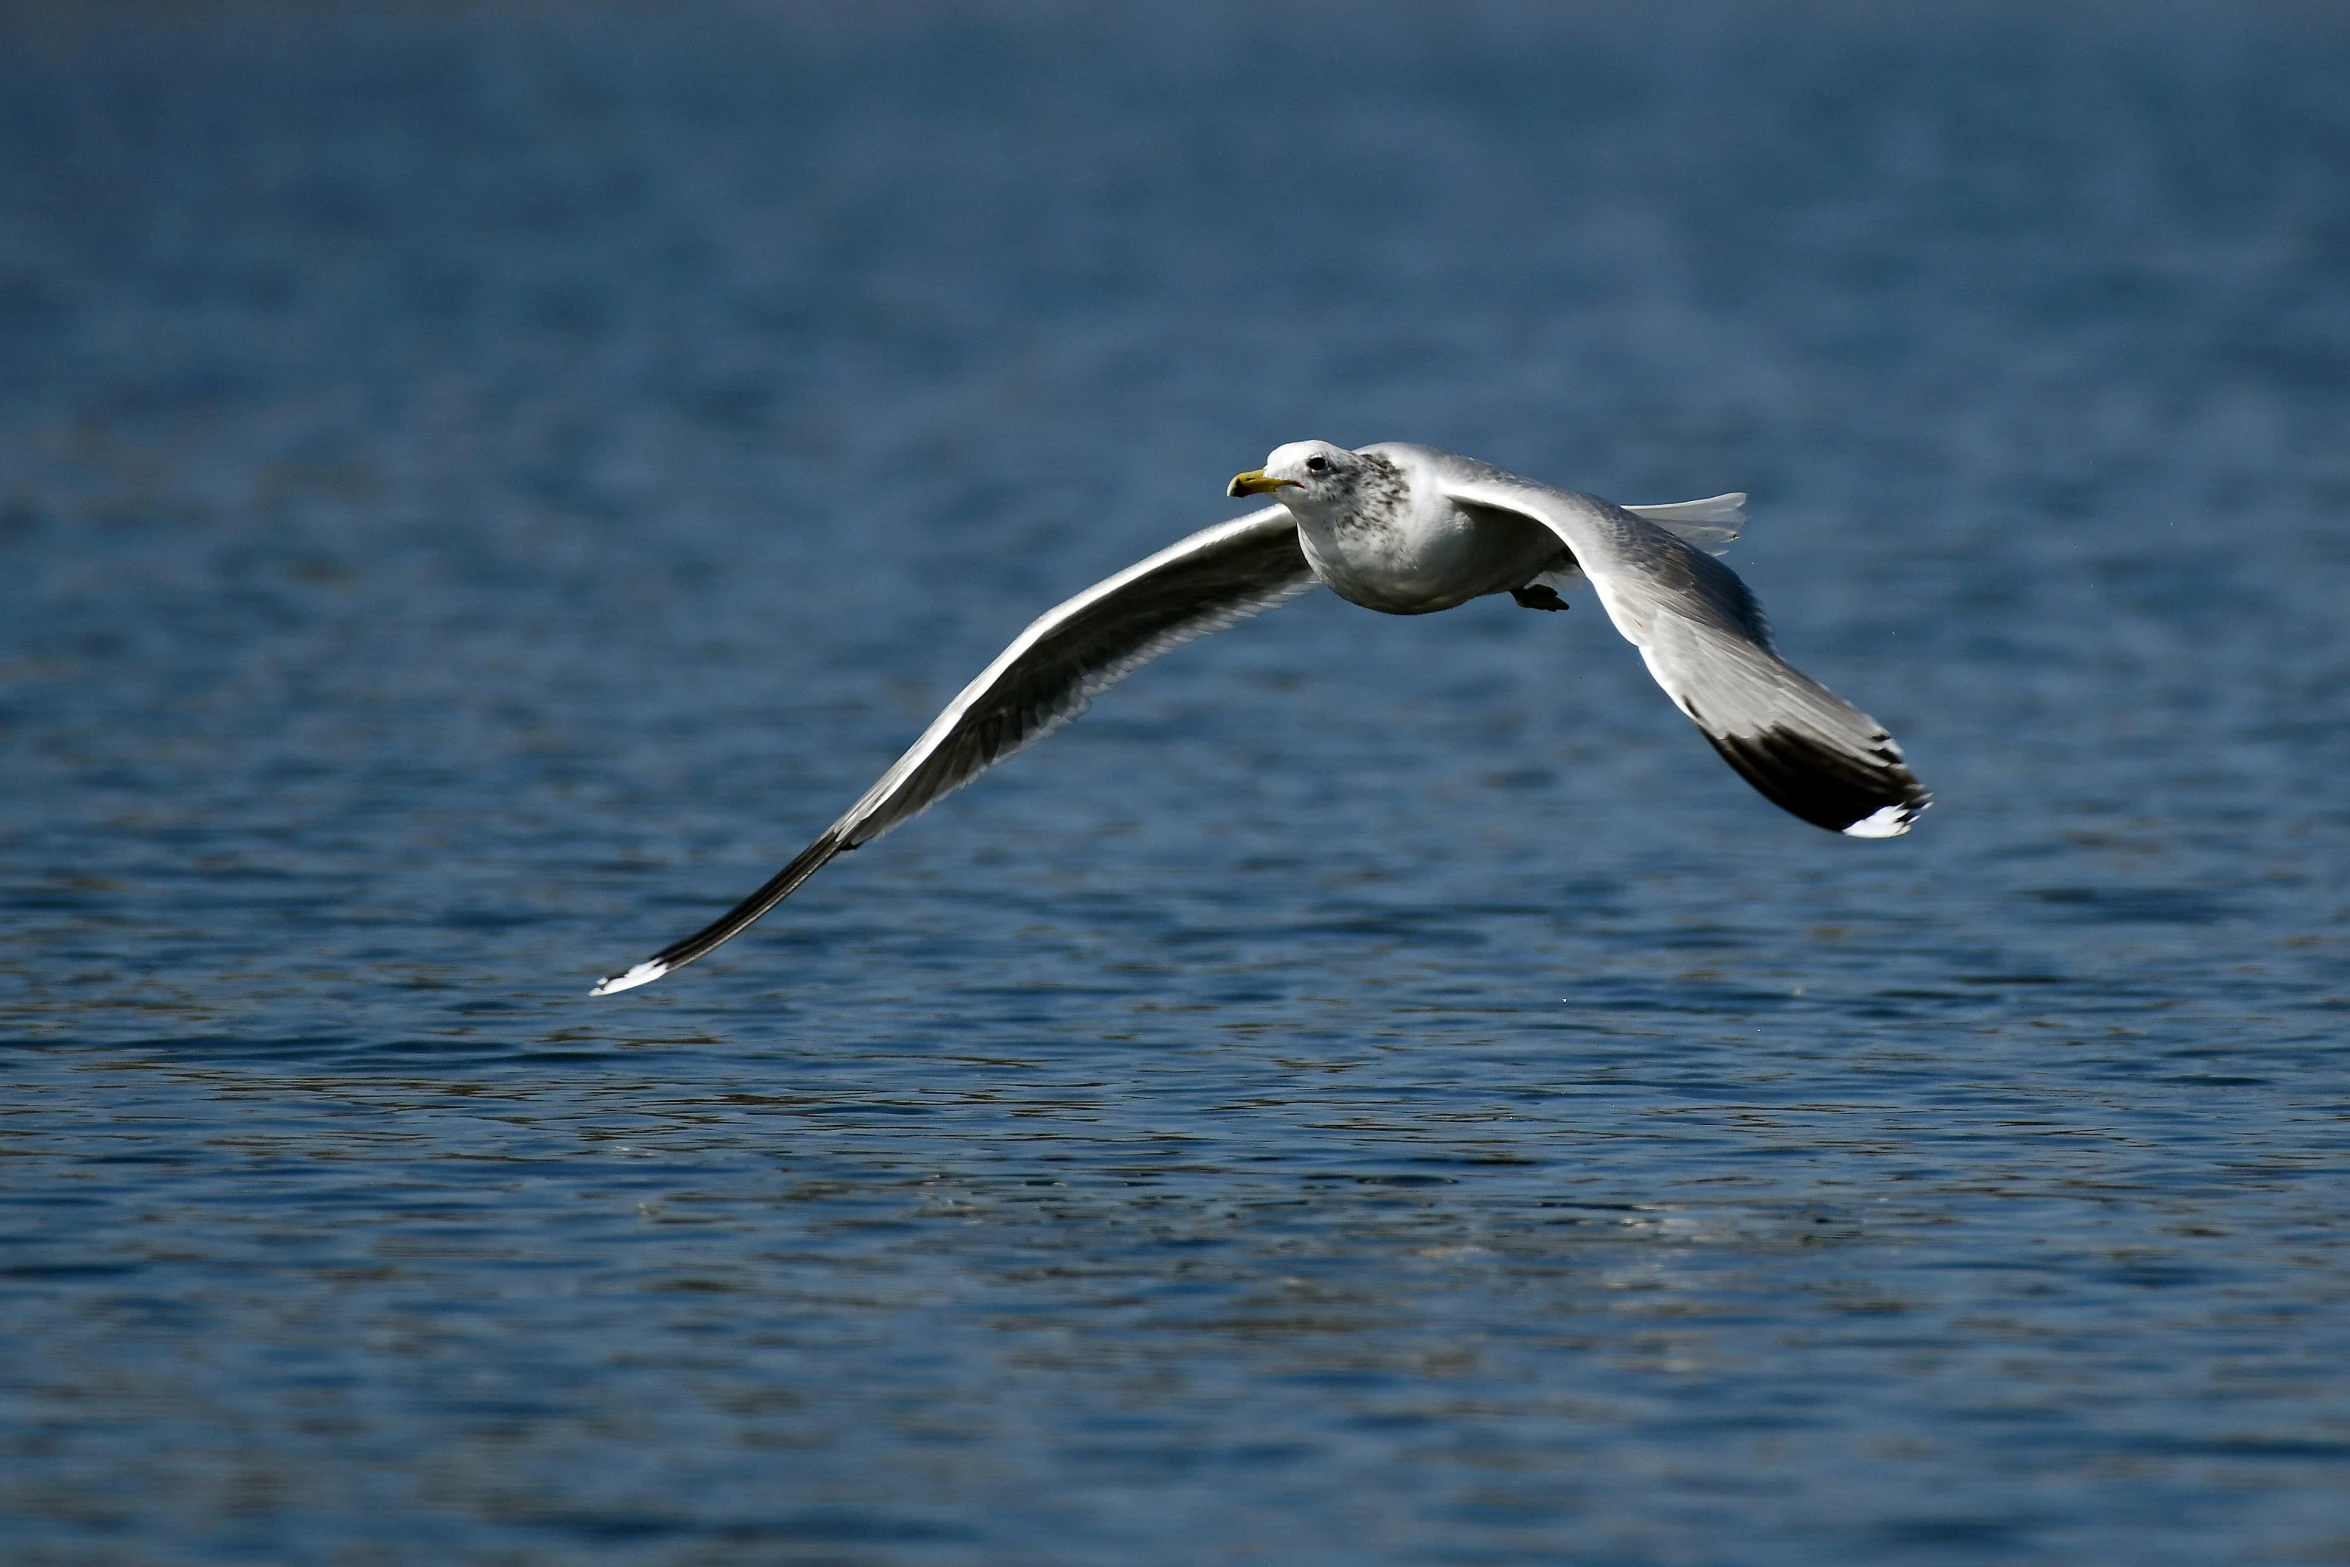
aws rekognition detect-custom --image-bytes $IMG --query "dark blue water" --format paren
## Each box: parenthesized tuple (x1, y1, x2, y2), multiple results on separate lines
(5, 3, 2349, 1562)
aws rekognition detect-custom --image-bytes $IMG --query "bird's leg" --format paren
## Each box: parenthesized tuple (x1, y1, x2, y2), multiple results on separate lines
(1510, 584, 1570, 612)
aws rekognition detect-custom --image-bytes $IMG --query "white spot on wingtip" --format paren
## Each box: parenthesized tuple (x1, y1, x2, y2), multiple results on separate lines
(1842, 803, 1915, 839)
(590, 961, 669, 997)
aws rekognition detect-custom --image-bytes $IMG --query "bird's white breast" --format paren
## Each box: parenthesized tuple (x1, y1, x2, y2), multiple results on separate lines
(1292, 468, 1558, 616)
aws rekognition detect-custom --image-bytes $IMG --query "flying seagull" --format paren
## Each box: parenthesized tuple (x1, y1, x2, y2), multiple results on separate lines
(591, 441, 1928, 995)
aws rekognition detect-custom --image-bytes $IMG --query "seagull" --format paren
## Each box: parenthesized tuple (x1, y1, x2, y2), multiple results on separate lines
(591, 441, 1929, 995)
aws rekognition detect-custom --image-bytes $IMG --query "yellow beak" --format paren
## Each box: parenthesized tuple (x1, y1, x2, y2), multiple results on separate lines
(1227, 469, 1301, 498)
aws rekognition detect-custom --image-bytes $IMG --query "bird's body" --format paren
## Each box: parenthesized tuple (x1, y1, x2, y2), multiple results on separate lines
(1289, 445, 1565, 613)
(591, 441, 1928, 995)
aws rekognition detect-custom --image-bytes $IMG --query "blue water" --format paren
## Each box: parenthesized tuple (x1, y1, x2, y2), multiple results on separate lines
(5, 3, 2349, 1562)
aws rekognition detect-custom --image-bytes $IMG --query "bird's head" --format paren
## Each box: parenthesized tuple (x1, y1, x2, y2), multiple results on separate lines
(1227, 440, 1359, 518)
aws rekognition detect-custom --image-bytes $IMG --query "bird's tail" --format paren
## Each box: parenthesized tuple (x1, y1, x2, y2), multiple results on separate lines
(1623, 492, 1746, 555)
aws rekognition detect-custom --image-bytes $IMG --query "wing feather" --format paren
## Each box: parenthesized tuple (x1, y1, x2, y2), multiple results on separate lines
(1427, 457, 1929, 838)
(592, 507, 1315, 993)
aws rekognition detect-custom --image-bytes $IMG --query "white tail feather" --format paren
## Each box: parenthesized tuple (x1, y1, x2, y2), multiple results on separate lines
(1624, 492, 1747, 555)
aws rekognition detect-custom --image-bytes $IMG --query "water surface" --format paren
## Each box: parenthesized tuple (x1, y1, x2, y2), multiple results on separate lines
(4, 3, 2349, 1562)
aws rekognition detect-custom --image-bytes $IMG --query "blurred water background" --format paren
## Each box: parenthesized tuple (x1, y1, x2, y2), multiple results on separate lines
(4, 2, 2349, 1562)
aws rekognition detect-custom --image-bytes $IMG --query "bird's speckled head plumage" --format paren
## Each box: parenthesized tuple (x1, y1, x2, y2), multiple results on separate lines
(1227, 441, 1405, 531)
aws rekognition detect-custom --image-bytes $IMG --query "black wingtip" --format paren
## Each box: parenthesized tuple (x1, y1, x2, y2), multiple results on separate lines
(592, 829, 848, 993)
(1704, 726, 1931, 837)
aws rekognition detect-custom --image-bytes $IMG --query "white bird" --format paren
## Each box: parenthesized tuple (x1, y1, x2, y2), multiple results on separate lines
(592, 441, 1929, 995)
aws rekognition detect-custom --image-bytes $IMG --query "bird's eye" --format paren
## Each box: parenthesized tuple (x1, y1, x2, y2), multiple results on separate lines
(1305, 455, 1329, 473)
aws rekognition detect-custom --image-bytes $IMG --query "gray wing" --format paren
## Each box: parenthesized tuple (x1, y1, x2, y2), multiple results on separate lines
(593, 506, 1316, 994)
(1423, 451, 1930, 839)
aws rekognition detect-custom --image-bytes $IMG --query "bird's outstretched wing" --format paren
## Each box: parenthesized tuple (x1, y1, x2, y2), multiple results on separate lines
(592, 506, 1316, 994)
(1407, 448, 1930, 838)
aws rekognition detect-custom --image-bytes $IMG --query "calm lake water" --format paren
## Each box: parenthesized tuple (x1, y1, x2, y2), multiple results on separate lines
(4, 3, 2349, 1562)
